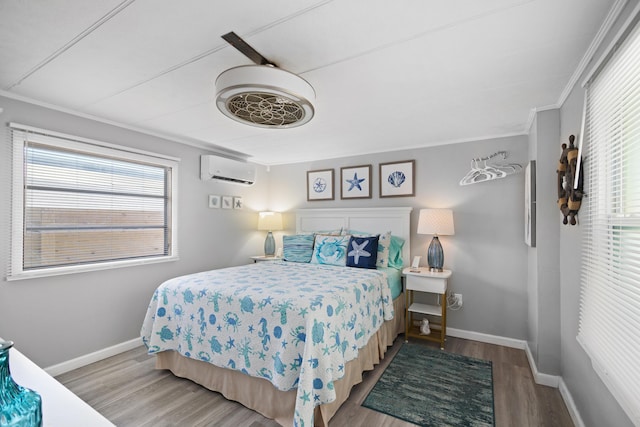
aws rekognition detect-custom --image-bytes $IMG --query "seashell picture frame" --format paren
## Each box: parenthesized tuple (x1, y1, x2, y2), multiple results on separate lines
(379, 160, 415, 197)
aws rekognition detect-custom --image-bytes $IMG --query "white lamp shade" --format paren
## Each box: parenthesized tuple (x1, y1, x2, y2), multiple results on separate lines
(258, 211, 283, 231)
(417, 209, 455, 236)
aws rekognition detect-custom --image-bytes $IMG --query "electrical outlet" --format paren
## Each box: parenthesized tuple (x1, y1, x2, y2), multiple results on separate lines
(454, 293, 463, 306)
(446, 291, 463, 309)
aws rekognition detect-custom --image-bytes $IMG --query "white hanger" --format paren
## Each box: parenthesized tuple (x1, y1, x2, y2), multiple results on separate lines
(482, 158, 507, 179)
(460, 159, 492, 185)
(491, 152, 523, 175)
(459, 151, 521, 186)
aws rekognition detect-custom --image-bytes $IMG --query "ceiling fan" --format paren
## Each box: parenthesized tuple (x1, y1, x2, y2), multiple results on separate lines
(215, 32, 316, 129)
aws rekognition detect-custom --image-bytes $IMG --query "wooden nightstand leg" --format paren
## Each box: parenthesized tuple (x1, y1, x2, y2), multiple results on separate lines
(440, 292, 447, 349)
(405, 290, 410, 342)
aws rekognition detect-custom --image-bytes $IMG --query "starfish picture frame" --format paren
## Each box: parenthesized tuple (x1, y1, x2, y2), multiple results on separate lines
(340, 164, 372, 200)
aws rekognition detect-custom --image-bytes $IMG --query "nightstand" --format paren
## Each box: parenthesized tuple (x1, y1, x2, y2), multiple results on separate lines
(250, 255, 283, 263)
(403, 267, 452, 349)
(8, 340, 116, 426)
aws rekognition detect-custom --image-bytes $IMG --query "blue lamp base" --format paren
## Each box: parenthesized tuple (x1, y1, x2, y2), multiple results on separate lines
(427, 235, 444, 272)
(264, 231, 276, 256)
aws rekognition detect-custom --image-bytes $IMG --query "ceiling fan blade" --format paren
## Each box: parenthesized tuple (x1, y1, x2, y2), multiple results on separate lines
(221, 32, 276, 67)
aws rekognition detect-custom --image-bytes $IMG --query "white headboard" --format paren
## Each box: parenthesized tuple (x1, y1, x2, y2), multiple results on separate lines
(295, 207, 413, 267)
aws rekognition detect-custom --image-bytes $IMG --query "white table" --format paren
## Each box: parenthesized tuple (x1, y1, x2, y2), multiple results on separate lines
(5, 341, 115, 427)
(402, 268, 452, 349)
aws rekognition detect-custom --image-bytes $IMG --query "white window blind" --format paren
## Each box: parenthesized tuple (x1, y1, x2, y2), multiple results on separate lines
(578, 19, 640, 426)
(9, 124, 179, 279)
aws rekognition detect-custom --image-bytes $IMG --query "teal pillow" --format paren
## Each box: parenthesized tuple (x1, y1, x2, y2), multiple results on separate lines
(388, 235, 405, 269)
(282, 234, 314, 263)
(310, 235, 350, 266)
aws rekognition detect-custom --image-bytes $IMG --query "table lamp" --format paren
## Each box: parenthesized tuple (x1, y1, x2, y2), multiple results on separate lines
(417, 209, 455, 272)
(258, 211, 283, 256)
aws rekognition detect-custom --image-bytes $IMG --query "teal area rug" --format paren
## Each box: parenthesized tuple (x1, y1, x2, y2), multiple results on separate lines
(362, 343, 494, 426)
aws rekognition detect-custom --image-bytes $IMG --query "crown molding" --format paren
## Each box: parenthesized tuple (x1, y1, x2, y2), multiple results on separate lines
(0, 90, 250, 161)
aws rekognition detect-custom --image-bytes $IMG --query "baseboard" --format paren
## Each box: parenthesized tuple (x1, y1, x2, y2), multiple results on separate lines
(559, 377, 586, 427)
(447, 327, 562, 388)
(447, 327, 527, 350)
(447, 328, 584, 424)
(523, 342, 560, 388)
(45, 337, 142, 377)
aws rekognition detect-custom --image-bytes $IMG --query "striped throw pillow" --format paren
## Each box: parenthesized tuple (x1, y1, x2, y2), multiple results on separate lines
(282, 234, 315, 263)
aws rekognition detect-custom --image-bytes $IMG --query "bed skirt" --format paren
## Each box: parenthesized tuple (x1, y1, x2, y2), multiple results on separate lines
(155, 294, 405, 427)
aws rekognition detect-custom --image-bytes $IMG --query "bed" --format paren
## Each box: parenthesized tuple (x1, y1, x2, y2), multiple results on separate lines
(141, 207, 412, 427)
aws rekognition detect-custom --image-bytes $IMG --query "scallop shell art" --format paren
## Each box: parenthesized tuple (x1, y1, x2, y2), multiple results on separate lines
(387, 171, 406, 188)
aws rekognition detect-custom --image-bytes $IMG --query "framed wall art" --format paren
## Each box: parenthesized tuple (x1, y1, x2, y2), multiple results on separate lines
(233, 196, 243, 209)
(307, 169, 334, 201)
(379, 160, 415, 197)
(208, 195, 221, 209)
(222, 196, 233, 209)
(340, 164, 372, 199)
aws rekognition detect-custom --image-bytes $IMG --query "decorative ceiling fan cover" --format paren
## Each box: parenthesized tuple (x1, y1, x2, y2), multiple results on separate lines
(215, 32, 316, 129)
(215, 65, 315, 128)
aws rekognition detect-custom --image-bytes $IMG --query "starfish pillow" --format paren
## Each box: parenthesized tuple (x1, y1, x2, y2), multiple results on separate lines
(346, 236, 379, 269)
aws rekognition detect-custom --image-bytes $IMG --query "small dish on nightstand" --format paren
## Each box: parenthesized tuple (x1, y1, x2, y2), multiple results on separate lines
(250, 255, 283, 263)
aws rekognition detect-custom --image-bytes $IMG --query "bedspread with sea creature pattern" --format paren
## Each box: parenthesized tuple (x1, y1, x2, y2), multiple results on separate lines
(141, 261, 394, 427)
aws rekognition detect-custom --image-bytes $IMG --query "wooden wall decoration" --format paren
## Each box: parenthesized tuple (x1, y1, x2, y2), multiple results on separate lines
(557, 135, 584, 225)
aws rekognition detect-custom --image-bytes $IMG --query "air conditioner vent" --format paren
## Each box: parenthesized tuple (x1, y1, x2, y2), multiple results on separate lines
(200, 155, 256, 186)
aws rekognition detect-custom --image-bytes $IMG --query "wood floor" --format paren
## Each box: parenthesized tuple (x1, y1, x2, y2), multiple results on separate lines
(56, 336, 574, 427)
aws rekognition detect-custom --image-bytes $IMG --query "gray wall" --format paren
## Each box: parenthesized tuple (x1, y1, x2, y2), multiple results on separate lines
(554, 1, 638, 425)
(0, 95, 270, 367)
(527, 109, 562, 375)
(269, 136, 530, 339)
(527, 118, 539, 364)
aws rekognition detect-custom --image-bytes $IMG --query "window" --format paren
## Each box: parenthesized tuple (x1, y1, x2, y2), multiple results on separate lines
(578, 19, 640, 425)
(9, 124, 179, 279)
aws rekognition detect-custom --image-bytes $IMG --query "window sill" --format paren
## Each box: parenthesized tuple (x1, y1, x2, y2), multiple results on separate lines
(5, 255, 179, 281)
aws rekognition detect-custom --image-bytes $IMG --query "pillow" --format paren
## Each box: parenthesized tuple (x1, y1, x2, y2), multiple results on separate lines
(346, 235, 379, 269)
(310, 234, 350, 266)
(346, 229, 392, 268)
(315, 228, 345, 236)
(282, 234, 315, 263)
(388, 235, 405, 269)
(376, 231, 392, 268)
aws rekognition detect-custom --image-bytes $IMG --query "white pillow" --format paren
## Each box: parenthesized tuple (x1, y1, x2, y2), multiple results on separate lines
(376, 231, 392, 268)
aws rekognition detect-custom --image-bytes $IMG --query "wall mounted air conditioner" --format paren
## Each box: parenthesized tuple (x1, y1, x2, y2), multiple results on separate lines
(200, 155, 256, 186)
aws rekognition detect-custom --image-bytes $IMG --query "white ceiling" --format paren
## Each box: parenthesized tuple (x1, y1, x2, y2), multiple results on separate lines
(0, 0, 616, 165)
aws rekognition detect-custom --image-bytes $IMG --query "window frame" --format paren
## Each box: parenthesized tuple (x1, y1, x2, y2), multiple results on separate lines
(577, 11, 640, 425)
(8, 123, 180, 280)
